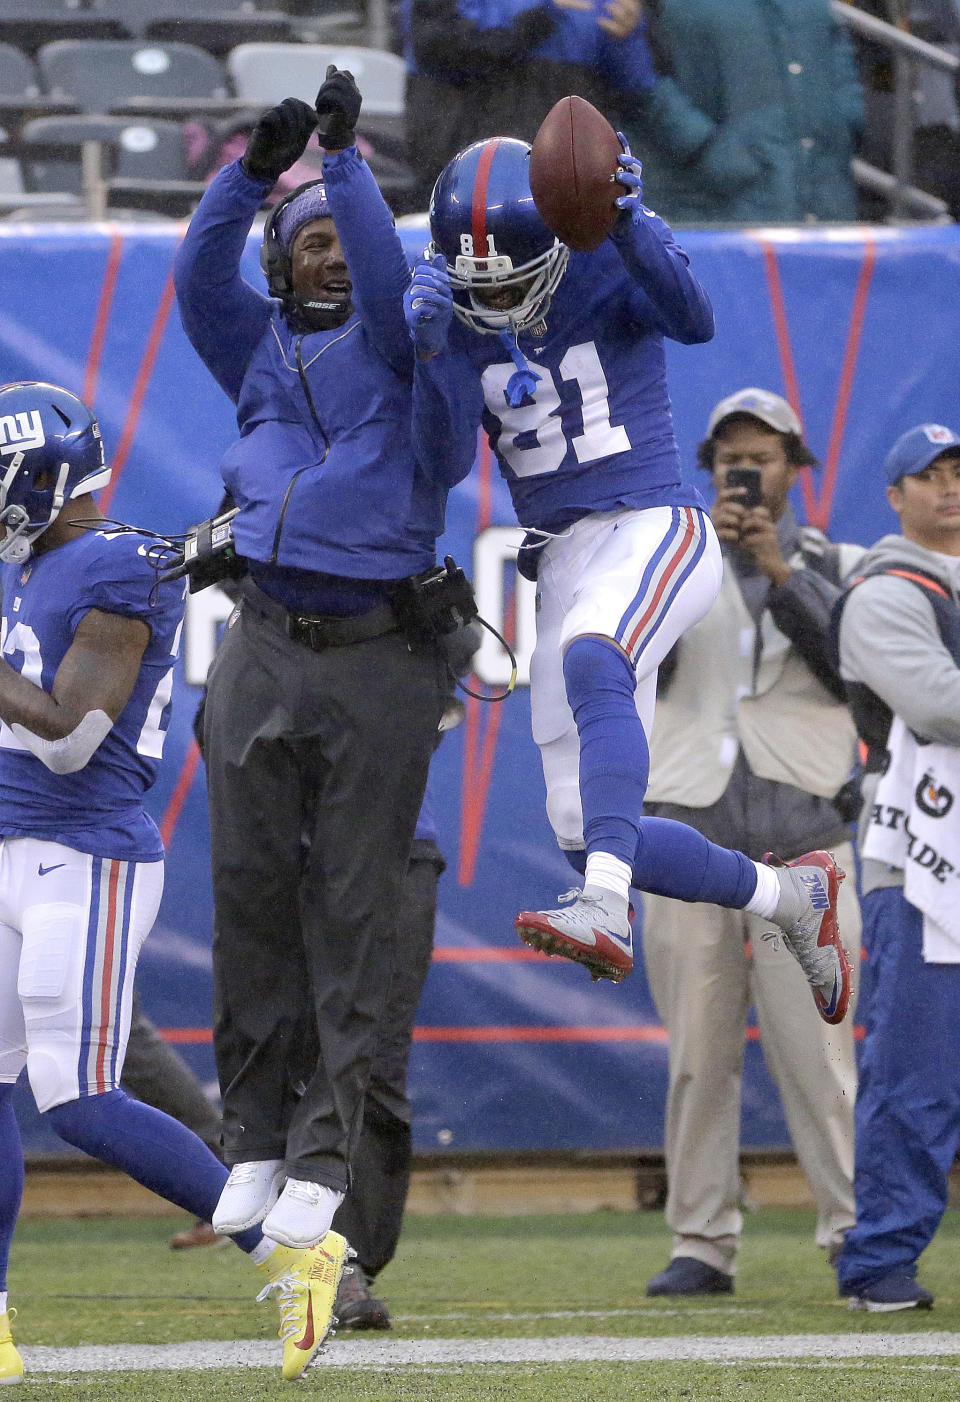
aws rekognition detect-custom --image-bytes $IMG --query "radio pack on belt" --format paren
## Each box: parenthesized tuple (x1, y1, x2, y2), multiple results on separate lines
(161, 506, 248, 594)
(390, 555, 479, 646)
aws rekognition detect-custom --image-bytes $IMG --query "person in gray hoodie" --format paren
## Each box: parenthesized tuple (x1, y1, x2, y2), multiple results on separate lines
(834, 423, 960, 1312)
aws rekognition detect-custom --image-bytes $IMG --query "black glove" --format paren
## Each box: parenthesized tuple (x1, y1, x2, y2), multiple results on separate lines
(314, 64, 362, 151)
(240, 97, 316, 184)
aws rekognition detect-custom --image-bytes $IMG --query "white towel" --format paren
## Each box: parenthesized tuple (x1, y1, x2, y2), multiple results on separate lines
(862, 716, 960, 961)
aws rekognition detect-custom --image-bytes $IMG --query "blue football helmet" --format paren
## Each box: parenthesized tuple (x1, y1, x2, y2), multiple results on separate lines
(0, 381, 110, 563)
(428, 137, 569, 335)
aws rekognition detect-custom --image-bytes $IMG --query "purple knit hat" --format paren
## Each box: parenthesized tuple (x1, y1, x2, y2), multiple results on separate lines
(275, 182, 332, 254)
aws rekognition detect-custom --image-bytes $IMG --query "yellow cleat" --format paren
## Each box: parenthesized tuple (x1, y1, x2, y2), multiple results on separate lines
(256, 1231, 348, 1381)
(0, 1309, 23, 1385)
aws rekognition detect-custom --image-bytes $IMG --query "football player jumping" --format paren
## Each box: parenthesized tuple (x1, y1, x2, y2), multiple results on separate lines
(0, 383, 346, 1384)
(405, 137, 851, 1028)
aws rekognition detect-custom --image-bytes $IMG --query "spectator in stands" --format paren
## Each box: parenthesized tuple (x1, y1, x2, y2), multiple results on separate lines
(626, 0, 864, 224)
(834, 424, 960, 1311)
(852, 0, 960, 219)
(402, 0, 657, 208)
(640, 389, 864, 1296)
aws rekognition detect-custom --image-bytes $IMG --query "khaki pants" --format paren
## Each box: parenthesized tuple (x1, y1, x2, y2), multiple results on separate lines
(641, 840, 860, 1274)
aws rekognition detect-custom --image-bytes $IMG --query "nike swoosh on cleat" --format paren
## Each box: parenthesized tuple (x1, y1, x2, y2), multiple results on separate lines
(818, 977, 841, 1018)
(597, 927, 632, 954)
(38, 863, 66, 876)
(295, 1295, 315, 1352)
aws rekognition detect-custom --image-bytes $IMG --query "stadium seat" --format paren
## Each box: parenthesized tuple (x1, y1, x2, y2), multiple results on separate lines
(89, 2, 297, 58)
(36, 39, 245, 120)
(0, 41, 80, 131)
(0, 1, 126, 56)
(19, 113, 207, 216)
(227, 42, 406, 115)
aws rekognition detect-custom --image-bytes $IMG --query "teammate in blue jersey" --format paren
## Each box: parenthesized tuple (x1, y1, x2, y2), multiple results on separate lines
(0, 383, 346, 1385)
(404, 136, 852, 1027)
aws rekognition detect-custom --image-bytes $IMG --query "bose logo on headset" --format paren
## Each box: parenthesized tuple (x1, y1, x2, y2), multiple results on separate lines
(260, 180, 329, 302)
(0, 411, 44, 455)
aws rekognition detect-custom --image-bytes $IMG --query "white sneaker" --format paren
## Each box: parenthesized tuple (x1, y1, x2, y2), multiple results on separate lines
(261, 1178, 345, 1250)
(212, 1159, 286, 1234)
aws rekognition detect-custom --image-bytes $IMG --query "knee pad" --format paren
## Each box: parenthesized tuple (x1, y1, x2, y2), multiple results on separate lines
(562, 635, 635, 719)
(546, 777, 585, 850)
(28, 1049, 81, 1115)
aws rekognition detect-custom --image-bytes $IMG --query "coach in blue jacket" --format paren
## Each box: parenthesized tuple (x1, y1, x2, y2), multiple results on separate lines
(173, 70, 466, 1253)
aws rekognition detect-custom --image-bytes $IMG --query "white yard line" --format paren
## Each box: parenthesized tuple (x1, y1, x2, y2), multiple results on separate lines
(19, 1333, 960, 1373)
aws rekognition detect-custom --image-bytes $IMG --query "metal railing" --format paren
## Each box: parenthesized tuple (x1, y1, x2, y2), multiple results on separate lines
(832, 0, 957, 219)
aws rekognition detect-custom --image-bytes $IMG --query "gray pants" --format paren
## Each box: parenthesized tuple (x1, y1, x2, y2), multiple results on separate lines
(332, 838, 443, 1280)
(204, 582, 445, 1191)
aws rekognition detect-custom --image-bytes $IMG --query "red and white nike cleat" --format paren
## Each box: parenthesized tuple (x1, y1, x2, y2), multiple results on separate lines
(763, 850, 852, 1024)
(515, 888, 633, 983)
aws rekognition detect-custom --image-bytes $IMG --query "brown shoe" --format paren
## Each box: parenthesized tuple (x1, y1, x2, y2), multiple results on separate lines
(333, 1265, 391, 1330)
(170, 1218, 230, 1250)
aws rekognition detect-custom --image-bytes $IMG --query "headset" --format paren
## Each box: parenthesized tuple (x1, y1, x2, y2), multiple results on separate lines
(259, 179, 328, 303)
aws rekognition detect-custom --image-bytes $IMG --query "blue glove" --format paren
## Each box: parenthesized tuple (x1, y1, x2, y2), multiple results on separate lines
(614, 132, 644, 217)
(404, 254, 453, 355)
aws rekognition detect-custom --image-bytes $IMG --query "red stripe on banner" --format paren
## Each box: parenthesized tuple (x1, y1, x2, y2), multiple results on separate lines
(457, 432, 497, 887)
(817, 238, 876, 531)
(414, 1025, 670, 1043)
(624, 507, 695, 656)
(157, 1023, 865, 1044)
(160, 740, 201, 850)
(100, 271, 177, 514)
(756, 238, 813, 520)
(432, 946, 547, 962)
(95, 860, 121, 1092)
(471, 140, 499, 257)
(83, 230, 124, 405)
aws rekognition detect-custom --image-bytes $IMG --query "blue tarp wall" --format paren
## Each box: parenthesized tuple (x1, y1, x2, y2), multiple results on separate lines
(9, 216, 960, 1156)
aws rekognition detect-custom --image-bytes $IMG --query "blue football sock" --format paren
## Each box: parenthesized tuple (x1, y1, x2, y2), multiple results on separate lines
(45, 1090, 262, 1253)
(0, 1083, 23, 1291)
(633, 816, 757, 907)
(562, 636, 648, 866)
(562, 821, 758, 909)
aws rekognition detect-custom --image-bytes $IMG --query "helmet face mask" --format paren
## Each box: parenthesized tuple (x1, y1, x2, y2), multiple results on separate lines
(0, 382, 110, 563)
(428, 137, 569, 335)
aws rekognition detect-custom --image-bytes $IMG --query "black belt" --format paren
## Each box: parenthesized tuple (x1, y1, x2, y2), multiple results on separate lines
(285, 599, 400, 651)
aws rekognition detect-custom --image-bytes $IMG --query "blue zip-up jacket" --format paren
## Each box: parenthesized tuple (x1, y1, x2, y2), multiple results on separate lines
(173, 150, 469, 590)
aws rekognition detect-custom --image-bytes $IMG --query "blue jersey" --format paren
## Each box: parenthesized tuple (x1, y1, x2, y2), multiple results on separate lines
(423, 210, 714, 533)
(0, 530, 186, 861)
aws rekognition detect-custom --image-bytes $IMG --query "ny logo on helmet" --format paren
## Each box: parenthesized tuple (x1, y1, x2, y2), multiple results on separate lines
(0, 410, 44, 456)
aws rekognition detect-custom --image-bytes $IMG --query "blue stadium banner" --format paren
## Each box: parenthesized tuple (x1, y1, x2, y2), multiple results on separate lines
(8, 218, 960, 1155)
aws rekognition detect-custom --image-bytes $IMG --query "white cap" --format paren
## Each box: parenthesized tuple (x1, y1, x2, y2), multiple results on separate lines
(706, 387, 802, 438)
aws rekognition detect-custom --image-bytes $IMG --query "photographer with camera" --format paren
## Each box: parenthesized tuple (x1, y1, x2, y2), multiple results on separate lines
(171, 66, 470, 1365)
(640, 387, 865, 1297)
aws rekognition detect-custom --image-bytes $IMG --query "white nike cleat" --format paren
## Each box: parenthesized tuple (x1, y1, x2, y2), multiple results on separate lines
(515, 888, 633, 983)
(763, 850, 851, 1024)
(261, 1178, 345, 1250)
(212, 1159, 286, 1234)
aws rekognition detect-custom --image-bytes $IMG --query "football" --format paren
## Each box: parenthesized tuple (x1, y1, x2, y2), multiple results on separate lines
(529, 95, 622, 253)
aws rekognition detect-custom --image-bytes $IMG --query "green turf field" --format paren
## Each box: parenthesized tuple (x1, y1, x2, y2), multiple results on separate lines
(8, 1208, 960, 1398)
